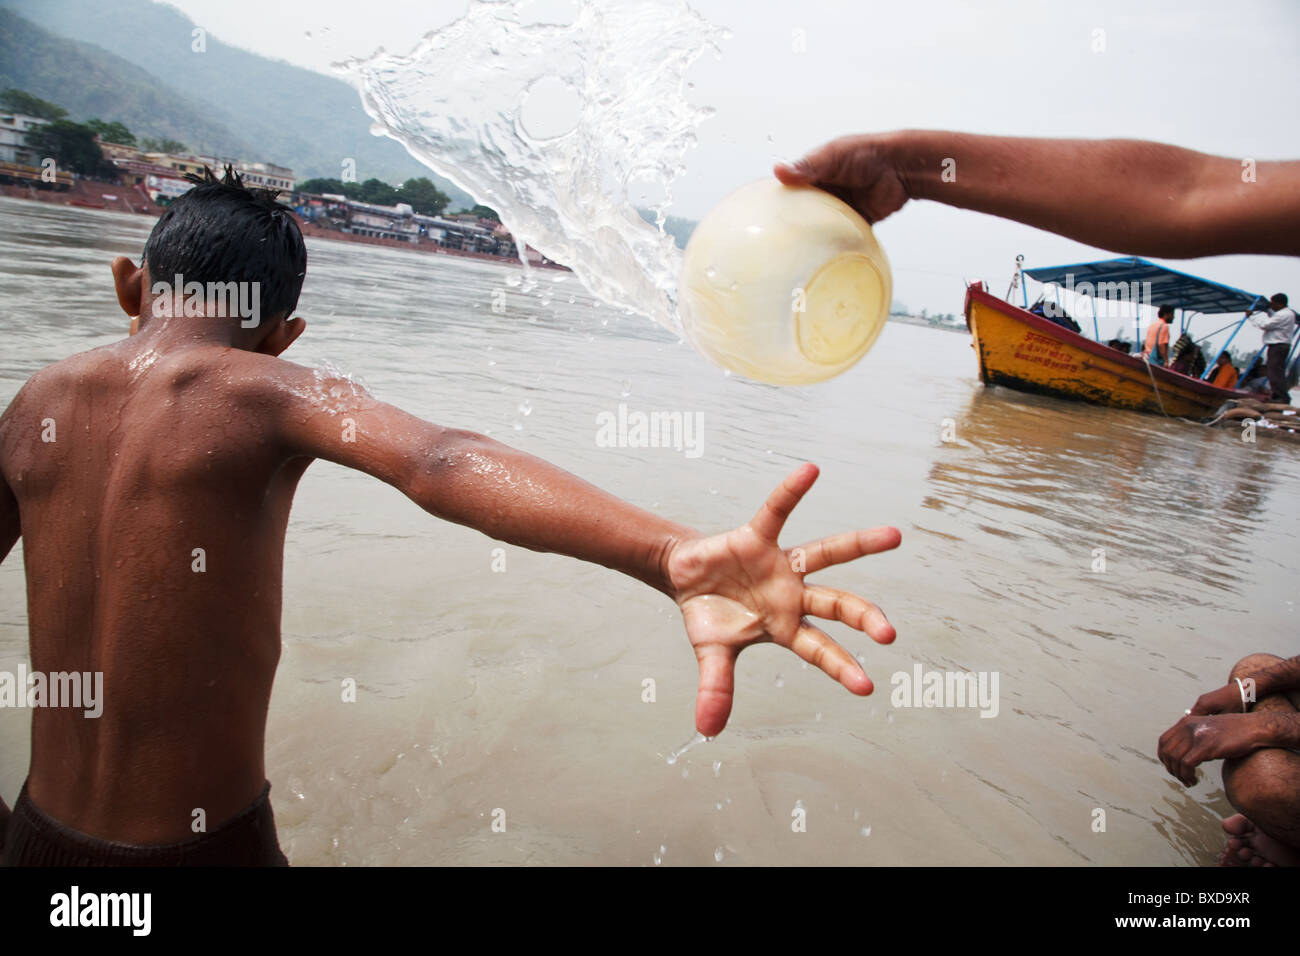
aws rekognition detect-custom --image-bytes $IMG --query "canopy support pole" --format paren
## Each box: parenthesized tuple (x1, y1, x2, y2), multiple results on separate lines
(1204, 313, 1247, 382)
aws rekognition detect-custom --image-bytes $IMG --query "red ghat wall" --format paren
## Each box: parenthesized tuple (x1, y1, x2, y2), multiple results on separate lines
(0, 180, 161, 214)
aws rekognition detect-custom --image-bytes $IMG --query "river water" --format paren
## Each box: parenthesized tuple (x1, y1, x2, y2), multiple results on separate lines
(0, 197, 1295, 865)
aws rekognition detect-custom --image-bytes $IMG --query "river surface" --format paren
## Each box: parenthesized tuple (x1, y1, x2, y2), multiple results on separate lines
(0, 196, 1295, 865)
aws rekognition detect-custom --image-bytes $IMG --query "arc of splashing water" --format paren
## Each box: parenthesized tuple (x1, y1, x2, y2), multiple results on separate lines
(338, 0, 728, 334)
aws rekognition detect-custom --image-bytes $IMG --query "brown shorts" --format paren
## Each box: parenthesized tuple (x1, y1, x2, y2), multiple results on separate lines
(0, 780, 289, 867)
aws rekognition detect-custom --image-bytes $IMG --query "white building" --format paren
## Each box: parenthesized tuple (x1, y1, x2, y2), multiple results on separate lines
(0, 112, 50, 166)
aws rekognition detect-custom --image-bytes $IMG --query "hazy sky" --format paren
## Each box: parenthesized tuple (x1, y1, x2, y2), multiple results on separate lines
(159, 0, 1299, 340)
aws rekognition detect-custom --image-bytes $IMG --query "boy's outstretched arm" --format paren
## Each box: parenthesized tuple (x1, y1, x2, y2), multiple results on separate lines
(267, 363, 900, 735)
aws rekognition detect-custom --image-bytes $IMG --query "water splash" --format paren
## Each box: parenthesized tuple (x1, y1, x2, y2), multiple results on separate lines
(665, 730, 712, 765)
(340, 0, 727, 332)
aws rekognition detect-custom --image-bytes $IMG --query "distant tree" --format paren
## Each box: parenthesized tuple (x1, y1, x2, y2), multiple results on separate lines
(86, 119, 136, 146)
(297, 177, 345, 195)
(399, 177, 450, 216)
(29, 120, 105, 175)
(465, 203, 498, 222)
(140, 137, 188, 154)
(0, 88, 67, 120)
(356, 177, 401, 206)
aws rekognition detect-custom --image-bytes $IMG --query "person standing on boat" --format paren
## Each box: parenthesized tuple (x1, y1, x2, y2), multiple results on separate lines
(1248, 293, 1297, 402)
(1140, 305, 1175, 365)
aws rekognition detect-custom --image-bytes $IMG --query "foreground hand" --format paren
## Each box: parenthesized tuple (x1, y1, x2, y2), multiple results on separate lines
(774, 134, 911, 224)
(665, 463, 901, 736)
(1157, 714, 1262, 786)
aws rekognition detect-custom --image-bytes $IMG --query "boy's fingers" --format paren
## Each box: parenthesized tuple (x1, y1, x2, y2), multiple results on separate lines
(803, 586, 895, 644)
(750, 463, 819, 542)
(788, 623, 873, 696)
(694, 647, 736, 737)
(791, 526, 902, 574)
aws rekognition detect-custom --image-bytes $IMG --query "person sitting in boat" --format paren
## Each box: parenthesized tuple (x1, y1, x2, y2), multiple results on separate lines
(1240, 355, 1273, 395)
(1169, 333, 1207, 378)
(1105, 337, 1132, 354)
(1141, 305, 1175, 365)
(1027, 294, 1082, 333)
(1158, 652, 1300, 866)
(1208, 351, 1239, 390)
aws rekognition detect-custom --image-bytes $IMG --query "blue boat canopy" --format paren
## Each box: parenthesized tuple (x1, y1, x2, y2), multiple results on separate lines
(1022, 257, 1265, 316)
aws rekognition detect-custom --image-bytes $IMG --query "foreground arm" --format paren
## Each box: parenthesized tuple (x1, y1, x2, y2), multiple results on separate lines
(776, 131, 1300, 257)
(270, 364, 900, 735)
(1158, 712, 1300, 787)
(1158, 654, 1300, 785)
(0, 413, 21, 851)
(1189, 655, 1300, 716)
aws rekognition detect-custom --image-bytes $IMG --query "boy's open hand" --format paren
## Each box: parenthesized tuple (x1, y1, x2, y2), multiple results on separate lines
(664, 463, 901, 736)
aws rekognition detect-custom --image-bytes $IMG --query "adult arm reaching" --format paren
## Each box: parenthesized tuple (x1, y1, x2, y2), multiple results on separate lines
(775, 131, 1300, 258)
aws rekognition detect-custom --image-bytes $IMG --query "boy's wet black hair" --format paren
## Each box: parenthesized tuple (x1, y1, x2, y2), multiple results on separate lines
(142, 165, 306, 324)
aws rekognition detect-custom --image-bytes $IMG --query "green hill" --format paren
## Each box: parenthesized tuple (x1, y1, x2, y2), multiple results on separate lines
(0, 8, 251, 155)
(0, 0, 472, 207)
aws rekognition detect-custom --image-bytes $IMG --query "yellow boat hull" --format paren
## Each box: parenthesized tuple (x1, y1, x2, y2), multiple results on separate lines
(964, 284, 1245, 418)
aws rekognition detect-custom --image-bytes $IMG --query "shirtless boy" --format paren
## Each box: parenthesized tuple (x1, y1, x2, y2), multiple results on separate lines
(0, 169, 900, 865)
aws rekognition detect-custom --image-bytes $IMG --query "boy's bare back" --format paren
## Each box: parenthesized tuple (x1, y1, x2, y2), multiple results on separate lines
(0, 339, 308, 842)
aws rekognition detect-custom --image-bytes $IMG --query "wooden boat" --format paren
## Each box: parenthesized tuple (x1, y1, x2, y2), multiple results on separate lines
(963, 257, 1270, 417)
